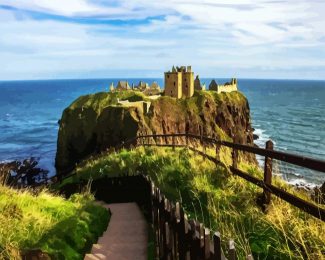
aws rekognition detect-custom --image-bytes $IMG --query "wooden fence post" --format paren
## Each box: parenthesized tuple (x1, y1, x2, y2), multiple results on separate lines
(213, 232, 222, 260)
(199, 223, 205, 259)
(216, 144, 220, 161)
(172, 134, 175, 151)
(204, 228, 211, 259)
(177, 203, 187, 260)
(232, 148, 238, 169)
(263, 140, 274, 205)
(228, 239, 236, 260)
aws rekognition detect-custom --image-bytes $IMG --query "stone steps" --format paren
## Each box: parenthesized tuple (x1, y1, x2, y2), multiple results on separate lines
(84, 202, 148, 260)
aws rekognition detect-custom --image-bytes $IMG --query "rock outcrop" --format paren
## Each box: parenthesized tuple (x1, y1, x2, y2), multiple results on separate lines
(55, 90, 256, 174)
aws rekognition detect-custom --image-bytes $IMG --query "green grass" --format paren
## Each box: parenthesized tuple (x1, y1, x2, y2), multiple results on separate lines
(68, 90, 147, 115)
(0, 186, 110, 259)
(56, 146, 325, 259)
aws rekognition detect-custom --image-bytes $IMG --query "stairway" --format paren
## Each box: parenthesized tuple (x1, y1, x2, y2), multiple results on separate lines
(85, 202, 148, 260)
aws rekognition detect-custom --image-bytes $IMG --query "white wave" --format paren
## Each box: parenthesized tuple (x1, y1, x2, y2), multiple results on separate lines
(253, 127, 276, 148)
(287, 178, 318, 190)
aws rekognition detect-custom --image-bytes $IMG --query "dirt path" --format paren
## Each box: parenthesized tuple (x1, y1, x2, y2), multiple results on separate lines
(85, 202, 148, 260)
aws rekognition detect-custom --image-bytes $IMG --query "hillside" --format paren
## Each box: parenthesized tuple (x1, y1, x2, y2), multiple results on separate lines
(0, 186, 109, 259)
(56, 90, 256, 174)
(56, 146, 325, 259)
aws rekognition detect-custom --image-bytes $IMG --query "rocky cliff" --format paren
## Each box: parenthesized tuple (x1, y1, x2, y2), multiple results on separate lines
(55, 90, 256, 174)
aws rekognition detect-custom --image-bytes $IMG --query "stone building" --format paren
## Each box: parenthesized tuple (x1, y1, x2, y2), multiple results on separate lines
(194, 75, 205, 90)
(209, 78, 238, 93)
(136, 81, 149, 91)
(164, 65, 194, 98)
(116, 81, 130, 91)
(109, 82, 115, 92)
(209, 79, 218, 91)
(143, 81, 161, 96)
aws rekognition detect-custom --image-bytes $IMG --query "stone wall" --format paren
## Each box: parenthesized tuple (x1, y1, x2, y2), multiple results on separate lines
(164, 72, 182, 98)
(182, 71, 194, 97)
(216, 83, 237, 93)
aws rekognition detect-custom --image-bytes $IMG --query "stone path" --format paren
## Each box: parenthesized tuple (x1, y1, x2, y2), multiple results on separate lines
(85, 202, 148, 260)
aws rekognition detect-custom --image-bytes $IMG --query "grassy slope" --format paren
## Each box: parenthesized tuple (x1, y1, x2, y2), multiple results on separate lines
(0, 186, 109, 260)
(57, 146, 325, 259)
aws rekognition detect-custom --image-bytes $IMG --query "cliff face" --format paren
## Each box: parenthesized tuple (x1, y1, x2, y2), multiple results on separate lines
(55, 90, 256, 174)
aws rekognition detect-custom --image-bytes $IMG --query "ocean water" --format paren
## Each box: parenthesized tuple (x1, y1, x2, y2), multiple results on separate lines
(0, 79, 324, 186)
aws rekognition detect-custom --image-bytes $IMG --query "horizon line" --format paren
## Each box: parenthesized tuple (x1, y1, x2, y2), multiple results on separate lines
(1, 77, 325, 82)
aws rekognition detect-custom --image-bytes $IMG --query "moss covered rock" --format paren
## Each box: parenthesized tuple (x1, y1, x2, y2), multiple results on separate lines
(55, 90, 256, 174)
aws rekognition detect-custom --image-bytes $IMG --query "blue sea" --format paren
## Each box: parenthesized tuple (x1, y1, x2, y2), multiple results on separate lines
(0, 79, 324, 186)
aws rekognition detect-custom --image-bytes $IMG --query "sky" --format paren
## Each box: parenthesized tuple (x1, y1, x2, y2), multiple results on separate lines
(0, 0, 325, 80)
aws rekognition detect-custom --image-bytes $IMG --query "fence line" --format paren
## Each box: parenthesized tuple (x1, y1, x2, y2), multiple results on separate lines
(143, 174, 243, 260)
(121, 133, 325, 221)
(51, 132, 324, 221)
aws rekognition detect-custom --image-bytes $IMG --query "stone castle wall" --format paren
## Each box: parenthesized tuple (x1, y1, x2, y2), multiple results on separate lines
(182, 72, 194, 97)
(216, 83, 237, 94)
(164, 72, 182, 99)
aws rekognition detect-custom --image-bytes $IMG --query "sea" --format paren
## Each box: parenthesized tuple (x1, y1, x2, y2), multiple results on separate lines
(0, 79, 324, 187)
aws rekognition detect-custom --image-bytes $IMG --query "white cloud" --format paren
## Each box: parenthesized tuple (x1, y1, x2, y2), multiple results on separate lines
(0, 1, 325, 79)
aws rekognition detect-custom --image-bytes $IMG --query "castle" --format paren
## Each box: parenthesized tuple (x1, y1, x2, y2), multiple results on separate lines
(109, 66, 238, 99)
(164, 66, 238, 98)
(164, 66, 194, 98)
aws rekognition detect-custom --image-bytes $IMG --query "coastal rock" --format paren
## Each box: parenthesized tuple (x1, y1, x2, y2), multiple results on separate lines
(55, 90, 257, 174)
(253, 134, 259, 140)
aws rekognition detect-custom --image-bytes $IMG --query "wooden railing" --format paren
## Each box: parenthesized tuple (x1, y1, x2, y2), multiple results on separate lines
(142, 174, 241, 260)
(117, 133, 325, 221)
(50, 133, 325, 259)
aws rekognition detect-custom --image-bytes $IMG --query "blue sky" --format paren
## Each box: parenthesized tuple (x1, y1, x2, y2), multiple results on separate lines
(0, 0, 325, 80)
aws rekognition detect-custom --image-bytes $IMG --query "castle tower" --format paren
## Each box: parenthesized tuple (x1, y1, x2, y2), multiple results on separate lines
(164, 65, 195, 98)
(194, 75, 201, 90)
(209, 79, 218, 91)
(182, 66, 194, 97)
(164, 66, 182, 99)
(109, 82, 114, 92)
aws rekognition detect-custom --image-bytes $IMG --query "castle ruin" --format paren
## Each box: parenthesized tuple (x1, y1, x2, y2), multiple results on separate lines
(164, 66, 194, 98)
(208, 78, 237, 94)
(164, 66, 237, 98)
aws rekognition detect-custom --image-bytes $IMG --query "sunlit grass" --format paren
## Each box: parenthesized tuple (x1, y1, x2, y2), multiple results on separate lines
(57, 146, 325, 259)
(0, 186, 109, 259)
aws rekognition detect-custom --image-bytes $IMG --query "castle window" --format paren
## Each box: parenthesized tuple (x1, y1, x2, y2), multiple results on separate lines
(167, 75, 169, 79)
(174, 81, 176, 86)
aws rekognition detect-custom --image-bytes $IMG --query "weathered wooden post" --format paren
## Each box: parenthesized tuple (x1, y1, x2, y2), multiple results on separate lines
(199, 223, 205, 259)
(263, 140, 274, 205)
(186, 131, 189, 147)
(232, 147, 238, 169)
(172, 134, 175, 151)
(176, 203, 186, 260)
(215, 143, 221, 162)
(204, 228, 211, 259)
(228, 240, 236, 260)
(213, 232, 222, 260)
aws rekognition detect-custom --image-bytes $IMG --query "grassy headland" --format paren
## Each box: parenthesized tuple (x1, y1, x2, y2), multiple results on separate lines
(0, 186, 109, 259)
(56, 146, 325, 259)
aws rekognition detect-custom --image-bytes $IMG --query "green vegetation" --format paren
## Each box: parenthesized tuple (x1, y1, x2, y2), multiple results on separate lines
(68, 90, 147, 114)
(57, 146, 325, 259)
(0, 186, 109, 259)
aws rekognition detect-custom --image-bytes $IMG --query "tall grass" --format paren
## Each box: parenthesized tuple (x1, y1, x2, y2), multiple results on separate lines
(0, 186, 109, 259)
(58, 146, 325, 259)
